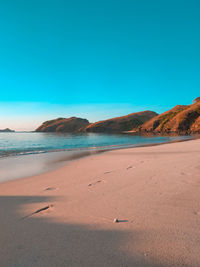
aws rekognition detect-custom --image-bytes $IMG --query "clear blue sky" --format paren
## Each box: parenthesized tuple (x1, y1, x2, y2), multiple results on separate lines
(0, 0, 199, 130)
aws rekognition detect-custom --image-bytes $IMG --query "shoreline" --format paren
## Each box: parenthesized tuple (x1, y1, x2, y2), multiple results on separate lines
(0, 133, 195, 159)
(0, 135, 195, 184)
(0, 138, 200, 266)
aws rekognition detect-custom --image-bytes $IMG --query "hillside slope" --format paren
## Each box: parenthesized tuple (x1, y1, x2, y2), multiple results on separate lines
(83, 111, 158, 133)
(36, 117, 90, 132)
(140, 99, 200, 134)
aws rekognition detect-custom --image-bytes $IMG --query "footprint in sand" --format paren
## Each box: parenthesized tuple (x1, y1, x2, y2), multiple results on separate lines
(88, 180, 102, 187)
(127, 166, 135, 170)
(104, 171, 112, 174)
(194, 211, 200, 216)
(45, 187, 58, 191)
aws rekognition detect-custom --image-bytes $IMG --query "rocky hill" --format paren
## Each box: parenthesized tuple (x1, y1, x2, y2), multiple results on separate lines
(83, 111, 158, 133)
(35, 117, 90, 133)
(35, 99, 200, 134)
(35, 111, 157, 133)
(139, 98, 200, 134)
(0, 128, 15, 132)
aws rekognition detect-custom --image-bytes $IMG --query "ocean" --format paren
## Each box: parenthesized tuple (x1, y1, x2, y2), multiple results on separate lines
(0, 132, 191, 182)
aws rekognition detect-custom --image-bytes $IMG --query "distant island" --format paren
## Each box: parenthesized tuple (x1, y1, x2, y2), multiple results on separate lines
(35, 98, 200, 134)
(0, 128, 15, 133)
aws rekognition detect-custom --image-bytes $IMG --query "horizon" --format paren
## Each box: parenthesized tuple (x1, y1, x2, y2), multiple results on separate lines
(0, 101, 178, 131)
(0, 1, 200, 131)
(0, 99, 198, 131)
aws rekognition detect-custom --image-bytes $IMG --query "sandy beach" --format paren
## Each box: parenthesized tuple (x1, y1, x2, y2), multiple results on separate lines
(0, 139, 200, 267)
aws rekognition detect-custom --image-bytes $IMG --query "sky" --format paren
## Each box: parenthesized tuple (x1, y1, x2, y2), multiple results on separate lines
(0, 0, 199, 130)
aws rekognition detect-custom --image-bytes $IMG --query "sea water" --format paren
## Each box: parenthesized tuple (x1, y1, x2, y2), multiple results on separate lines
(0, 132, 191, 182)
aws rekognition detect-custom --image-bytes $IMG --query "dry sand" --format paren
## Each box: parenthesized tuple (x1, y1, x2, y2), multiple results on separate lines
(0, 139, 200, 267)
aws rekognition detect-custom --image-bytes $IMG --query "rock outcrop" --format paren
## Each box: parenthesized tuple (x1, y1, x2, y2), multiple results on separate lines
(83, 111, 158, 133)
(0, 128, 15, 132)
(139, 98, 200, 134)
(35, 117, 90, 133)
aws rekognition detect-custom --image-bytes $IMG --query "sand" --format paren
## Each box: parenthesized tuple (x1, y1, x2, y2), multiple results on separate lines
(0, 139, 200, 267)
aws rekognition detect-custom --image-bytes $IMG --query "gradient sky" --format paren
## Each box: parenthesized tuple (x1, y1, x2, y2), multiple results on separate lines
(0, 0, 199, 130)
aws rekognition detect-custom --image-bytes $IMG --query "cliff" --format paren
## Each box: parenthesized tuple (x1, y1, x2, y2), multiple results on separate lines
(35, 117, 90, 133)
(83, 111, 158, 133)
(139, 98, 200, 134)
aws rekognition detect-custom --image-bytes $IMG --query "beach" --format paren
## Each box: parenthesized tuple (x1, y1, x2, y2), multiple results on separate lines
(0, 139, 200, 267)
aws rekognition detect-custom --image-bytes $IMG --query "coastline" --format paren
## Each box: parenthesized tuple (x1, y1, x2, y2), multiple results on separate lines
(0, 138, 200, 266)
(0, 135, 194, 184)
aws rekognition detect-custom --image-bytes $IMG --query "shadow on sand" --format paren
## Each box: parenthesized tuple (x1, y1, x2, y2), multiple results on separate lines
(0, 195, 179, 267)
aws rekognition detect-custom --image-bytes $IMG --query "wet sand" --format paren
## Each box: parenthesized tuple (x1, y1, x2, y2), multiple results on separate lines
(0, 149, 101, 183)
(0, 139, 200, 266)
